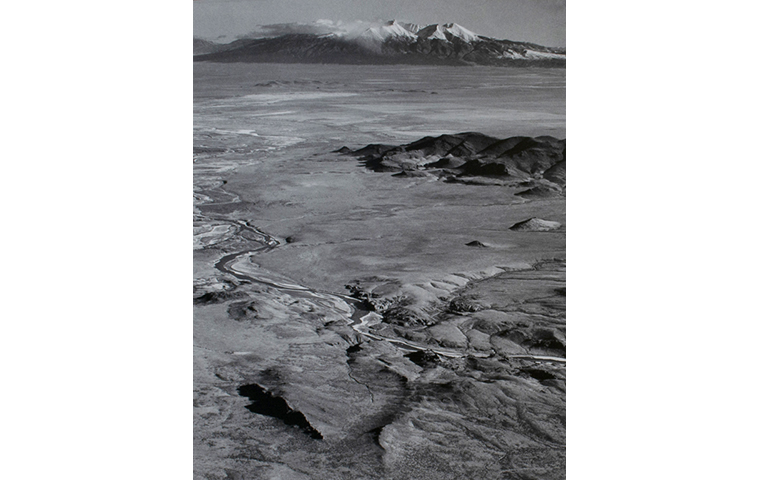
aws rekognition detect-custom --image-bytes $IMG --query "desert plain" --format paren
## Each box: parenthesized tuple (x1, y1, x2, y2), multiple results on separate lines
(194, 62, 566, 479)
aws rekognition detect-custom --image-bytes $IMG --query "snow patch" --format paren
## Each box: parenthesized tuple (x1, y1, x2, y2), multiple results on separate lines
(442, 23, 481, 42)
(417, 23, 482, 43)
(524, 50, 566, 60)
(359, 20, 417, 43)
(417, 24, 449, 41)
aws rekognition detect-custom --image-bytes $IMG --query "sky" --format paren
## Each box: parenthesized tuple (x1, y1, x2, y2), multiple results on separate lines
(194, 0, 566, 47)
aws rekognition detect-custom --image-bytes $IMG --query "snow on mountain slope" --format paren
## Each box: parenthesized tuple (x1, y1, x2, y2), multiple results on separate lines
(359, 20, 417, 42)
(524, 49, 567, 60)
(417, 23, 482, 43)
(417, 24, 449, 41)
(400, 22, 422, 34)
(441, 23, 481, 42)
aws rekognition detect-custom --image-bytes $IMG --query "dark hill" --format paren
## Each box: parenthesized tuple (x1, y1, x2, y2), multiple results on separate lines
(349, 133, 566, 189)
(543, 158, 566, 186)
(492, 137, 566, 175)
(396, 132, 500, 158)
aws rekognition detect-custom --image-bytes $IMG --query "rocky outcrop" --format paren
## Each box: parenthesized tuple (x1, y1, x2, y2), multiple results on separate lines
(238, 384, 324, 439)
(350, 132, 566, 189)
(510, 218, 563, 231)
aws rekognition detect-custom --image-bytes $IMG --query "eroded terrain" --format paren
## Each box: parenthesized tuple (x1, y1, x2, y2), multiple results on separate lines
(194, 63, 565, 479)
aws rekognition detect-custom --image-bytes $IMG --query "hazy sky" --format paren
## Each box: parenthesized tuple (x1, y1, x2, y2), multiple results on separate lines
(194, 0, 566, 47)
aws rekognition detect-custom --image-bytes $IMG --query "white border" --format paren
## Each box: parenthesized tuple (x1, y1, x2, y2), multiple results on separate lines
(4, 1, 759, 478)
(4, 1, 192, 477)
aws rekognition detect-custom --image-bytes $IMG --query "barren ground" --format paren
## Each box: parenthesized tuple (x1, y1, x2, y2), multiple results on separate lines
(194, 63, 566, 479)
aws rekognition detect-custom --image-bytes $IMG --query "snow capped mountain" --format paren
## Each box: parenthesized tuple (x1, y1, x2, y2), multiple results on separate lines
(441, 23, 481, 42)
(417, 23, 481, 43)
(195, 20, 565, 67)
(417, 24, 448, 41)
(357, 20, 418, 47)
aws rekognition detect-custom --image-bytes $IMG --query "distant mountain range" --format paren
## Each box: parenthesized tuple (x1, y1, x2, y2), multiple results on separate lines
(194, 20, 565, 67)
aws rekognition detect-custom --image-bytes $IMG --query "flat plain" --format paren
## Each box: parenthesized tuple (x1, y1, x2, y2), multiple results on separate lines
(194, 62, 566, 479)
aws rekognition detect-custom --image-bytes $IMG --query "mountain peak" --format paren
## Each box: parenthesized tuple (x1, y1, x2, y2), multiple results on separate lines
(417, 24, 448, 41)
(441, 23, 480, 42)
(359, 20, 417, 43)
(417, 23, 482, 43)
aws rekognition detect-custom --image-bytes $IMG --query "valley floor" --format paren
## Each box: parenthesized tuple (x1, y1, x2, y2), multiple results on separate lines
(194, 63, 566, 479)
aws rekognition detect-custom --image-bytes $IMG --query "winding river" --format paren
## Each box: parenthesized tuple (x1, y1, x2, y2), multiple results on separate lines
(210, 219, 566, 363)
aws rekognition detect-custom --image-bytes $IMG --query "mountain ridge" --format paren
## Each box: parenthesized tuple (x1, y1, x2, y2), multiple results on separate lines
(194, 20, 565, 67)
